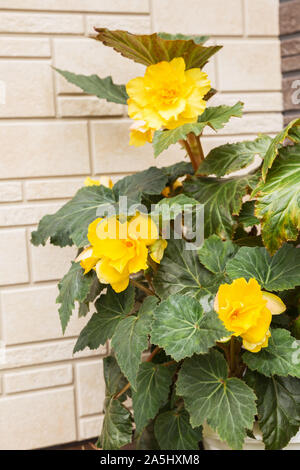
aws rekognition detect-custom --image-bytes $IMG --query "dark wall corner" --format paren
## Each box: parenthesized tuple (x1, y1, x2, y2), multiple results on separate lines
(280, 0, 300, 125)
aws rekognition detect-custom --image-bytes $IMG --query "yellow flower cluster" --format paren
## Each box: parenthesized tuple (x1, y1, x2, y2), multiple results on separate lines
(214, 278, 286, 353)
(126, 57, 211, 147)
(84, 176, 113, 188)
(76, 214, 167, 293)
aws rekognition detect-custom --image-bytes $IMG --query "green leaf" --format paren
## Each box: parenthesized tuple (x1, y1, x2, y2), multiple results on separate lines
(154, 409, 202, 450)
(161, 161, 194, 184)
(152, 194, 200, 222)
(73, 285, 135, 353)
(132, 362, 175, 433)
(111, 296, 158, 389)
(100, 398, 132, 450)
(253, 145, 300, 254)
(103, 355, 128, 398)
(246, 371, 300, 450)
(197, 135, 271, 177)
(243, 329, 300, 378)
(54, 68, 128, 104)
(113, 166, 168, 207)
(31, 185, 116, 248)
(198, 235, 238, 274)
(153, 103, 243, 157)
(176, 349, 257, 450)
(262, 118, 300, 180)
(78, 271, 104, 317)
(151, 294, 228, 361)
(238, 200, 260, 228)
(226, 244, 300, 291)
(94, 28, 221, 70)
(153, 237, 220, 299)
(134, 421, 160, 450)
(184, 173, 256, 238)
(56, 262, 93, 334)
(157, 32, 209, 44)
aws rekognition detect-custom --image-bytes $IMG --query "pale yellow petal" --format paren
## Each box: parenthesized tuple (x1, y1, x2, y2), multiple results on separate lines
(262, 292, 286, 315)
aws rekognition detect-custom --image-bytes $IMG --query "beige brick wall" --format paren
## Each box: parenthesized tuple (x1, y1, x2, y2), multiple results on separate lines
(0, 0, 282, 449)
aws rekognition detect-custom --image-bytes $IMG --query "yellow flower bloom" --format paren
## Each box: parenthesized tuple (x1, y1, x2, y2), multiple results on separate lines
(126, 57, 211, 138)
(129, 120, 155, 146)
(214, 278, 286, 353)
(128, 213, 159, 246)
(76, 215, 166, 293)
(84, 176, 113, 188)
(75, 246, 99, 274)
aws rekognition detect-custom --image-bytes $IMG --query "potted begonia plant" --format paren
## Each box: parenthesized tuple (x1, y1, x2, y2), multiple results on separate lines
(31, 29, 300, 450)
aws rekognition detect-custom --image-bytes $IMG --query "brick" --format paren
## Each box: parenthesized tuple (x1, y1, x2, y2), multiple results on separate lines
(76, 360, 105, 416)
(0, 388, 76, 449)
(245, 0, 279, 36)
(0, 12, 84, 34)
(0, 182, 22, 202)
(25, 178, 83, 200)
(85, 14, 151, 35)
(209, 92, 283, 112)
(204, 112, 283, 136)
(0, 202, 62, 227)
(0, 339, 107, 371)
(91, 120, 183, 174)
(203, 55, 217, 90)
(57, 96, 123, 117)
(4, 364, 73, 394)
(79, 415, 104, 440)
(0, 0, 149, 12)
(30, 241, 76, 282)
(0, 229, 28, 286)
(53, 38, 145, 94)
(0, 285, 100, 344)
(0, 61, 54, 117)
(281, 37, 300, 57)
(280, 0, 300, 36)
(218, 40, 281, 91)
(152, 0, 243, 36)
(282, 77, 300, 112)
(282, 55, 300, 73)
(0, 38, 50, 57)
(0, 122, 90, 179)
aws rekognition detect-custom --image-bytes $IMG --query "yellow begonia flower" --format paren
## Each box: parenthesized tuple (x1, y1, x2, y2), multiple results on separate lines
(126, 57, 211, 139)
(76, 215, 166, 293)
(214, 278, 286, 353)
(129, 120, 155, 146)
(128, 213, 159, 246)
(75, 246, 99, 274)
(84, 176, 113, 188)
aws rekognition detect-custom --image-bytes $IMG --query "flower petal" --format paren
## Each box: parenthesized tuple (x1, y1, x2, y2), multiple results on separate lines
(262, 292, 286, 315)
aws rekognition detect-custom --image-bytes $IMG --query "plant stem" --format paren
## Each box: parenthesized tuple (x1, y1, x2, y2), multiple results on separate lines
(186, 133, 204, 171)
(217, 341, 231, 363)
(130, 278, 157, 297)
(147, 345, 161, 362)
(113, 346, 161, 400)
(179, 139, 199, 172)
(195, 134, 205, 162)
(229, 336, 236, 376)
(162, 360, 176, 367)
(114, 382, 131, 400)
